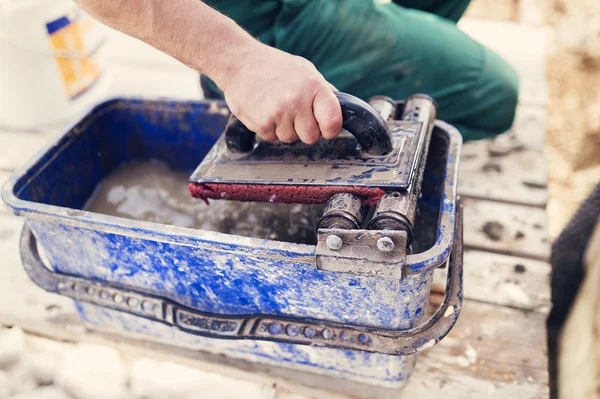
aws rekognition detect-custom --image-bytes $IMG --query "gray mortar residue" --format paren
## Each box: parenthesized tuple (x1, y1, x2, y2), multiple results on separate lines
(86, 160, 324, 244)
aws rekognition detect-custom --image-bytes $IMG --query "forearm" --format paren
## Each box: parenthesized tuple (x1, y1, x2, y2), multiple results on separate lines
(74, 0, 258, 88)
(75, 0, 343, 144)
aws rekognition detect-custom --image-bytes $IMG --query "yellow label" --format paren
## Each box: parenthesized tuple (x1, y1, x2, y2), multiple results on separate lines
(47, 13, 101, 99)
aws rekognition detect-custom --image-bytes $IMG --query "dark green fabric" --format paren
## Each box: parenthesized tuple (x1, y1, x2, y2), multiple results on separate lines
(203, 0, 280, 44)
(202, 0, 519, 141)
(393, 0, 471, 23)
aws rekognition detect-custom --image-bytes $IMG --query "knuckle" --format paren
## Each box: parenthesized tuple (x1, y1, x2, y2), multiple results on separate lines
(272, 106, 285, 121)
(284, 91, 303, 112)
(306, 77, 323, 94)
(256, 116, 274, 133)
(325, 112, 343, 132)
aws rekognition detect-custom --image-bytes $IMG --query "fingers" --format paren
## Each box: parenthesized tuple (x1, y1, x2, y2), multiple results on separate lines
(313, 87, 343, 140)
(221, 47, 344, 146)
(273, 82, 342, 144)
(243, 84, 342, 145)
(258, 86, 341, 144)
(294, 110, 321, 145)
(275, 115, 298, 143)
(226, 70, 341, 144)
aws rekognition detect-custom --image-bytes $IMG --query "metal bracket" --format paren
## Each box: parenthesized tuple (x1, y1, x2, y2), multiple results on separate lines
(316, 229, 407, 280)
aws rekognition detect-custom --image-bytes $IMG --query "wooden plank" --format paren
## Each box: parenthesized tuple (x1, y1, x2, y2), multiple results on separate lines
(463, 198, 550, 260)
(518, 78, 549, 108)
(433, 250, 551, 311)
(512, 105, 547, 151)
(459, 138, 548, 207)
(409, 300, 549, 398)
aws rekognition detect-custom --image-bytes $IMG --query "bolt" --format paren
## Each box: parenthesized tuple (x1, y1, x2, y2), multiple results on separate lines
(326, 235, 343, 251)
(377, 236, 395, 252)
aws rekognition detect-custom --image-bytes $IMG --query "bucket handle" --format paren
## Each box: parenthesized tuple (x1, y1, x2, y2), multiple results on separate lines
(18, 202, 463, 356)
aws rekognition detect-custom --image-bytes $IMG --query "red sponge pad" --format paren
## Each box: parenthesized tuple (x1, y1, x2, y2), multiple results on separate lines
(189, 183, 385, 206)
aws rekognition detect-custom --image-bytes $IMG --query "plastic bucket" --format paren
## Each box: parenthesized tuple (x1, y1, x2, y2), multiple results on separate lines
(1, 98, 464, 391)
(0, 0, 106, 129)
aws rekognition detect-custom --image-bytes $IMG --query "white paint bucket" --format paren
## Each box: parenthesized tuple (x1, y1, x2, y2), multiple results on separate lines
(0, 0, 106, 130)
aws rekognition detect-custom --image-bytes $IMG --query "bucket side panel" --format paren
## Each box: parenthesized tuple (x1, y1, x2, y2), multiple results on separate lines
(29, 220, 434, 330)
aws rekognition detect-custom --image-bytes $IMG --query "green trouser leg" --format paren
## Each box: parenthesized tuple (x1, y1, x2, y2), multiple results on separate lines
(203, 0, 519, 141)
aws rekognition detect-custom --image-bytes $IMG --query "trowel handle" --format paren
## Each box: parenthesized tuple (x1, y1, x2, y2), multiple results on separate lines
(225, 92, 393, 156)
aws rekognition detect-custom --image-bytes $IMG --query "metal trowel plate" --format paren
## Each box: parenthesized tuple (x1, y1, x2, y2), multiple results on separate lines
(190, 120, 424, 189)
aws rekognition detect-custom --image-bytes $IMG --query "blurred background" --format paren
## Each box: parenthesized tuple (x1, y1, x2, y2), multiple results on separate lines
(0, 0, 599, 398)
(469, 0, 600, 239)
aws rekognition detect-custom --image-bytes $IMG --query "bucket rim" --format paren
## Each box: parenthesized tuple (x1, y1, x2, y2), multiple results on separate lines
(1, 96, 462, 274)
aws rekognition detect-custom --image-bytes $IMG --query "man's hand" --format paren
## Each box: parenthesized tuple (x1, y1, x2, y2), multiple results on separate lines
(219, 44, 343, 144)
(73, 0, 342, 143)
